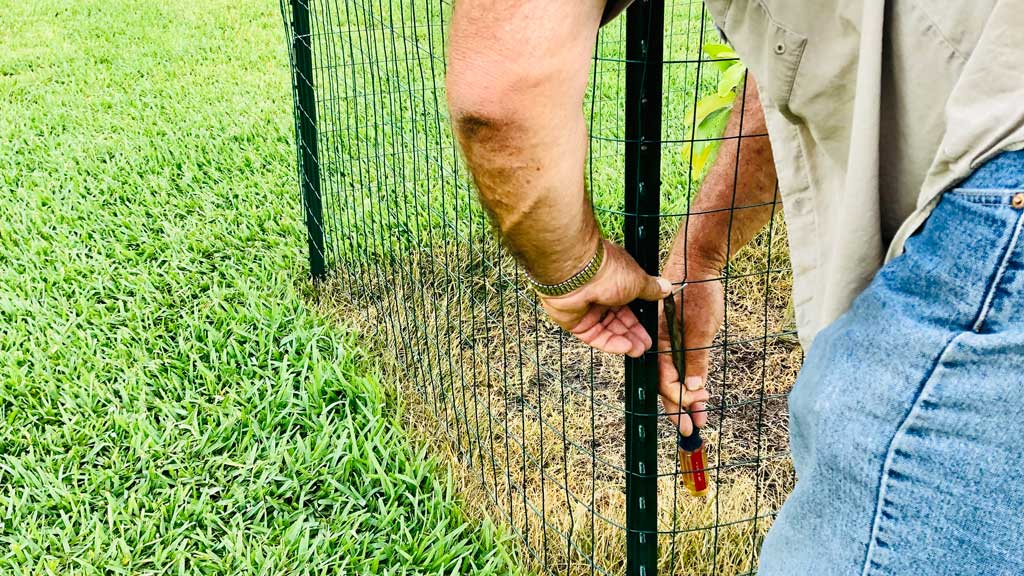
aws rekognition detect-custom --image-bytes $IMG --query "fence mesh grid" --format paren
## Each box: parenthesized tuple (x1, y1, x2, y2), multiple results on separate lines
(282, 1, 802, 573)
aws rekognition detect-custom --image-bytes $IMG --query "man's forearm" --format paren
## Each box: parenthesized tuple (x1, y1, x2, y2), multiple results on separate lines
(667, 76, 779, 279)
(451, 98, 600, 283)
(447, 1, 606, 284)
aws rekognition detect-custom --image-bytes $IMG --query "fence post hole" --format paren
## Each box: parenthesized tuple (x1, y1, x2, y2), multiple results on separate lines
(291, 0, 327, 280)
(624, 0, 665, 575)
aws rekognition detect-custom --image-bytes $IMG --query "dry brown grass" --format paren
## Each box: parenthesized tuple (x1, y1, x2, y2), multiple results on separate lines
(314, 214, 802, 576)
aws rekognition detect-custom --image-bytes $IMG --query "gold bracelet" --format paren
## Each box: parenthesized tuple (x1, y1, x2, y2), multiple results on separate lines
(526, 239, 605, 297)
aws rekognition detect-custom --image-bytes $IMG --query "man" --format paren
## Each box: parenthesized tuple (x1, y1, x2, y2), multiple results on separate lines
(446, 0, 1024, 573)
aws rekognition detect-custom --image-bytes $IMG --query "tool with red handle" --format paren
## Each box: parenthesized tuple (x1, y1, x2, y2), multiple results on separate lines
(664, 287, 711, 496)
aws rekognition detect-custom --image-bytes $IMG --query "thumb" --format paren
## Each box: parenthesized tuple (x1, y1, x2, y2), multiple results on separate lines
(637, 275, 672, 302)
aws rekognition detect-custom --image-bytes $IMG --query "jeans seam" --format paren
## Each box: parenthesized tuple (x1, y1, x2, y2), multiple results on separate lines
(859, 331, 964, 576)
(972, 210, 1024, 332)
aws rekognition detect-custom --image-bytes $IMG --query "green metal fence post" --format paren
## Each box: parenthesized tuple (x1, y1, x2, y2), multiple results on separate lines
(290, 0, 327, 279)
(624, 0, 665, 574)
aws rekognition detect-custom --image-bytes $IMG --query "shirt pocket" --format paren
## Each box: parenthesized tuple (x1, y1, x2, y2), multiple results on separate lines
(709, 0, 807, 115)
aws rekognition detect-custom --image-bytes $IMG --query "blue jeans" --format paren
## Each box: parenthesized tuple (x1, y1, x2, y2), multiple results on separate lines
(758, 150, 1024, 576)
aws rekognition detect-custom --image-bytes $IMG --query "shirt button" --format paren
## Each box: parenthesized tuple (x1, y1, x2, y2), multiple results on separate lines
(1012, 193, 1024, 209)
(774, 42, 787, 55)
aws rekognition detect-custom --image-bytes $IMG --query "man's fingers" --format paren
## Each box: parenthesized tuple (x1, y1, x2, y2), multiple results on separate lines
(665, 401, 707, 435)
(569, 305, 607, 336)
(587, 329, 629, 355)
(658, 382, 710, 418)
(690, 401, 708, 428)
(573, 306, 652, 356)
(637, 275, 672, 302)
(627, 320, 652, 350)
(661, 397, 694, 436)
(605, 316, 631, 335)
(614, 307, 653, 350)
(619, 334, 646, 358)
(576, 323, 650, 357)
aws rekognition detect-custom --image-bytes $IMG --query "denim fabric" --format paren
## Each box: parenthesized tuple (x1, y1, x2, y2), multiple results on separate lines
(757, 150, 1024, 576)
(960, 149, 1024, 190)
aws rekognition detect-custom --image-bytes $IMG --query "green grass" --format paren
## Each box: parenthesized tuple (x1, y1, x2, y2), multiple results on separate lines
(0, 1, 517, 574)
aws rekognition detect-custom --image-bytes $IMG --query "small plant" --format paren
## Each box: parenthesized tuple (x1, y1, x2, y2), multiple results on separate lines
(681, 43, 746, 179)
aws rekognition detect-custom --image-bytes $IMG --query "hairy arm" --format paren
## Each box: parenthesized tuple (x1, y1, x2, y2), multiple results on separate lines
(447, 0, 671, 358)
(667, 75, 778, 282)
(447, 1, 603, 280)
(659, 76, 780, 435)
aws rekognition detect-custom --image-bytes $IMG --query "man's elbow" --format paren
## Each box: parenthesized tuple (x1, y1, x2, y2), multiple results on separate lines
(446, 60, 545, 146)
(449, 106, 517, 147)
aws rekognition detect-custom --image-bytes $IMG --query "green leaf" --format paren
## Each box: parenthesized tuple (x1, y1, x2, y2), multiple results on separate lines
(691, 142, 716, 176)
(703, 42, 740, 73)
(702, 43, 736, 59)
(693, 92, 734, 126)
(718, 62, 747, 97)
(711, 58, 736, 73)
(680, 138, 714, 177)
(698, 106, 731, 136)
(683, 105, 733, 180)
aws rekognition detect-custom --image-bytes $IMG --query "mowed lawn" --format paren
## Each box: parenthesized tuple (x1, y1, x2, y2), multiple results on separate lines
(0, 1, 516, 574)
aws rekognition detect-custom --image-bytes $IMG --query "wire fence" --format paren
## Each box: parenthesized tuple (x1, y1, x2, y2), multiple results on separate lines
(282, 0, 802, 574)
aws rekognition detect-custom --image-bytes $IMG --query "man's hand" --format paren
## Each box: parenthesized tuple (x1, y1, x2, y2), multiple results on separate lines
(656, 76, 777, 434)
(657, 262, 721, 435)
(540, 240, 671, 358)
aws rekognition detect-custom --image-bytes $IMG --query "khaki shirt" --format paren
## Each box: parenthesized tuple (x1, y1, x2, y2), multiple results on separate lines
(701, 0, 1024, 349)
